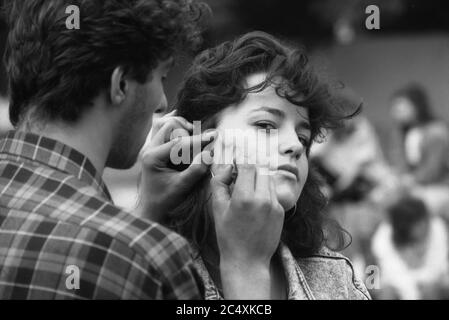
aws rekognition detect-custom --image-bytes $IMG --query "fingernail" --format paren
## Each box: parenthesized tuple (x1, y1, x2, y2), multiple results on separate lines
(204, 131, 218, 140)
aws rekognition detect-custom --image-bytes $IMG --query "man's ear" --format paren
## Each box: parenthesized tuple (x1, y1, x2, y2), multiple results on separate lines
(110, 66, 128, 105)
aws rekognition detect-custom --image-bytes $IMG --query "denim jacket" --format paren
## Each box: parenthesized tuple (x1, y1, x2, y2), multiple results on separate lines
(191, 243, 371, 300)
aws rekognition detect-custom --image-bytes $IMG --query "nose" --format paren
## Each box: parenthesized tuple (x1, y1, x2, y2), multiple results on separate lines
(279, 131, 306, 161)
(154, 94, 168, 115)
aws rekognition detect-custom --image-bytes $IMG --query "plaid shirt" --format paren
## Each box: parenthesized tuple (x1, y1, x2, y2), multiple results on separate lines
(0, 131, 203, 299)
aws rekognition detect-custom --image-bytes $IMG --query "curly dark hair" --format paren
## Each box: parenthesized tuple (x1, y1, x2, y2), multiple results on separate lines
(3, 0, 208, 126)
(388, 195, 429, 247)
(391, 83, 435, 129)
(170, 31, 358, 258)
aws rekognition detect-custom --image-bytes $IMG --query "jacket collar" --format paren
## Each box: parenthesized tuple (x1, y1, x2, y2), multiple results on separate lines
(191, 243, 316, 300)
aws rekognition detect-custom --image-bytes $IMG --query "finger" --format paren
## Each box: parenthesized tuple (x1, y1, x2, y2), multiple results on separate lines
(141, 137, 179, 167)
(159, 114, 191, 130)
(172, 128, 191, 139)
(269, 176, 284, 215)
(179, 150, 212, 182)
(269, 175, 276, 203)
(163, 110, 177, 117)
(151, 118, 193, 146)
(142, 130, 218, 168)
(233, 164, 256, 198)
(140, 123, 188, 159)
(255, 166, 271, 201)
(176, 131, 218, 159)
(150, 116, 166, 134)
(152, 115, 192, 137)
(211, 163, 234, 185)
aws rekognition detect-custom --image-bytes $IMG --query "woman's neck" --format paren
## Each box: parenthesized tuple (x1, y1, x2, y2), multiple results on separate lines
(200, 228, 288, 299)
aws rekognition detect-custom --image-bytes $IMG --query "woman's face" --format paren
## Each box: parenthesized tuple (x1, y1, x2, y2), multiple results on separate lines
(212, 73, 310, 211)
(391, 97, 417, 126)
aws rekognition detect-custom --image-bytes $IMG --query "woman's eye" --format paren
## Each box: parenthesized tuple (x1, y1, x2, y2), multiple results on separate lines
(298, 135, 310, 146)
(255, 122, 276, 133)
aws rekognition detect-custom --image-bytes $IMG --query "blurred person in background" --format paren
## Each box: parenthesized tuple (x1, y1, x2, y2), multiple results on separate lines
(311, 115, 394, 276)
(371, 195, 449, 300)
(390, 84, 449, 218)
(149, 31, 371, 300)
(311, 114, 396, 204)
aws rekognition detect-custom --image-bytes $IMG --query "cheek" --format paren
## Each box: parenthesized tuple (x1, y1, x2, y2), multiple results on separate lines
(213, 131, 281, 168)
(272, 177, 301, 211)
(275, 157, 309, 198)
(298, 156, 309, 187)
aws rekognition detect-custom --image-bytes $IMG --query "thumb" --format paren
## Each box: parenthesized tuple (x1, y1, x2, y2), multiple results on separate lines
(177, 150, 212, 185)
(212, 163, 234, 186)
(141, 137, 179, 167)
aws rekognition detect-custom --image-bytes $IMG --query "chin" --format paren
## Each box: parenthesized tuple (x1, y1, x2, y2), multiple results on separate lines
(273, 176, 301, 211)
(275, 189, 299, 212)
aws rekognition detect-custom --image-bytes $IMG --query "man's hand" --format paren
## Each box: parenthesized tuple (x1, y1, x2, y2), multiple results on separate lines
(136, 112, 217, 223)
(210, 164, 285, 299)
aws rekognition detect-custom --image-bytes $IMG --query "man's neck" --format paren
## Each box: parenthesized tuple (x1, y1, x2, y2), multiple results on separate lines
(18, 110, 114, 175)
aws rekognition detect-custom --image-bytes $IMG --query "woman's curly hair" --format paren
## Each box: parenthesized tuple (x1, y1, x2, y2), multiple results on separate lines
(171, 31, 358, 258)
(3, 0, 209, 126)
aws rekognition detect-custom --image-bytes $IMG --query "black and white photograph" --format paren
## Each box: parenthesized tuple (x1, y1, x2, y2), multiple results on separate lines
(0, 0, 449, 308)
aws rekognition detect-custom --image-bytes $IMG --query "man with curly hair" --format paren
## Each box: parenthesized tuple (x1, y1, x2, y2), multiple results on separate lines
(0, 0, 212, 299)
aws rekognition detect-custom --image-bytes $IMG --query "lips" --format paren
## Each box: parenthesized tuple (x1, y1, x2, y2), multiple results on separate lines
(277, 164, 299, 181)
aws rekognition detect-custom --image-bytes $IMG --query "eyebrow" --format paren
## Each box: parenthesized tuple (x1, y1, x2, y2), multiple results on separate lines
(253, 106, 284, 118)
(252, 106, 311, 132)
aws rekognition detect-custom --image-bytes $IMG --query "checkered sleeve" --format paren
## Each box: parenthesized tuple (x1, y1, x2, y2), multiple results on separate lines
(158, 244, 205, 300)
(45, 222, 204, 300)
(129, 225, 205, 300)
(68, 220, 205, 299)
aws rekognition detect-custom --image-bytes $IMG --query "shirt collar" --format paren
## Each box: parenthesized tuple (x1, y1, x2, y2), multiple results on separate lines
(0, 130, 112, 201)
